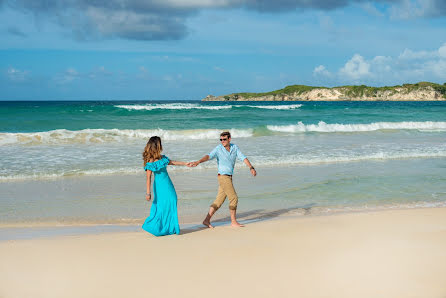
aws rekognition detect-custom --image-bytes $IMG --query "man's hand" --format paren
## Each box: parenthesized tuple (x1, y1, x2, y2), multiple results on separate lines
(250, 168, 257, 177)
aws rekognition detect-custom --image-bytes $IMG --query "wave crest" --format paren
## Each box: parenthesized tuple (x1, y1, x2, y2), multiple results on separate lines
(115, 103, 232, 110)
(0, 128, 253, 146)
(115, 103, 302, 111)
(267, 121, 446, 133)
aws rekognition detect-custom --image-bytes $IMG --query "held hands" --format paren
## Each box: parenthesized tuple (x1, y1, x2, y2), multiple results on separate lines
(186, 161, 199, 167)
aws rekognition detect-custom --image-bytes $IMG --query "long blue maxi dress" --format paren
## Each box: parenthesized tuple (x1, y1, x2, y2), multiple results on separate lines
(142, 155, 180, 236)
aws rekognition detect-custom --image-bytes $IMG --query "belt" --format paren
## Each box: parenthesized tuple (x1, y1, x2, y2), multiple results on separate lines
(218, 174, 232, 177)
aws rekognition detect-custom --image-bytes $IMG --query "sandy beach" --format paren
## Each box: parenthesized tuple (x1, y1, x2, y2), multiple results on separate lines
(1, 207, 445, 298)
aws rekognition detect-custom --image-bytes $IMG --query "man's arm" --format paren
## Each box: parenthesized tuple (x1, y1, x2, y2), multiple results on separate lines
(243, 158, 257, 177)
(191, 155, 210, 167)
(235, 145, 256, 177)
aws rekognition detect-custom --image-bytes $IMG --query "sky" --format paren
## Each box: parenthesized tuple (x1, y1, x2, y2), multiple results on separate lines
(1, 0, 446, 101)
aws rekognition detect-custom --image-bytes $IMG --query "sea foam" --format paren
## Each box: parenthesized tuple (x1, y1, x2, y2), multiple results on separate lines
(267, 121, 446, 133)
(115, 103, 302, 111)
(115, 103, 232, 110)
(241, 104, 302, 110)
(0, 128, 254, 146)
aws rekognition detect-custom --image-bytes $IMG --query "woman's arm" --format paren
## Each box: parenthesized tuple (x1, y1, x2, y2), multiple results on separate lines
(145, 169, 153, 201)
(168, 160, 189, 166)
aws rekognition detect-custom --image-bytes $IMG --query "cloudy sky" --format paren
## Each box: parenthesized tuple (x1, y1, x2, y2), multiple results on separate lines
(1, 0, 446, 100)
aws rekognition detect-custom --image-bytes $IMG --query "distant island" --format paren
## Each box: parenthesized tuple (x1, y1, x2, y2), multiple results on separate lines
(202, 82, 446, 101)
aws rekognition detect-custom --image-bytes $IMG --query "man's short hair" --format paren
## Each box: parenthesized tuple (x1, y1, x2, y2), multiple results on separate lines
(220, 131, 231, 138)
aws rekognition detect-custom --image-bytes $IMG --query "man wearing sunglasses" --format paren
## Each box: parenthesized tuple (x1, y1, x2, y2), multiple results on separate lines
(191, 131, 256, 228)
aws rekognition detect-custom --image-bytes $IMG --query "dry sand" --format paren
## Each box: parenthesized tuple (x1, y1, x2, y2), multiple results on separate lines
(1, 207, 446, 298)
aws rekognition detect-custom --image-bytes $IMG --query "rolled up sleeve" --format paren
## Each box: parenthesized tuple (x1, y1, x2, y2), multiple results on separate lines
(235, 146, 247, 161)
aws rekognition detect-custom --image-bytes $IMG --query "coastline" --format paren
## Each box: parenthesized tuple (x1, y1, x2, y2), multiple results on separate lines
(1, 207, 445, 298)
(202, 82, 446, 101)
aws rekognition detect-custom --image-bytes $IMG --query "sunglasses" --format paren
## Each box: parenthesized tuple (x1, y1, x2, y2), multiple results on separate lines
(220, 138, 228, 141)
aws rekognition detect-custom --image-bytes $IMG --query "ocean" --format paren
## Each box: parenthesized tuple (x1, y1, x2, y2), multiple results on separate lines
(1, 100, 446, 228)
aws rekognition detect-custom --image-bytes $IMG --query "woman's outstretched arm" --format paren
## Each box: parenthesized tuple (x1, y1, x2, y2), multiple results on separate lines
(169, 160, 190, 166)
(145, 170, 153, 201)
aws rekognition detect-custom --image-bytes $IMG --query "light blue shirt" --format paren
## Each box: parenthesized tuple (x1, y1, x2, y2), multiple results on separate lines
(209, 143, 247, 175)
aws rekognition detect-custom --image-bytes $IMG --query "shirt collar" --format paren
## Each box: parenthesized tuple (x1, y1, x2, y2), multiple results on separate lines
(220, 143, 233, 152)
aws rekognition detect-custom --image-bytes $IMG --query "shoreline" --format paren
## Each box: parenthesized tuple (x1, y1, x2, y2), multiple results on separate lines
(1, 207, 445, 298)
(1, 204, 445, 241)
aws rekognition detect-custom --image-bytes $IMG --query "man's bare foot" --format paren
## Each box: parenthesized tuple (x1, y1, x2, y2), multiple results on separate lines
(231, 222, 244, 227)
(203, 220, 214, 228)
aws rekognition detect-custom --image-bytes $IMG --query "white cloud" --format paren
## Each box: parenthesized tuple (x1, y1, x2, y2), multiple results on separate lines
(314, 42, 446, 85)
(389, 0, 445, 19)
(339, 54, 370, 80)
(399, 48, 435, 60)
(7, 67, 29, 81)
(89, 66, 113, 79)
(139, 66, 148, 73)
(438, 43, 446, 58)
(313, 65, 331, 77)
(360, 2, 384, 17)
(319, 15, 334, 31)
(54, 68, 79, 84)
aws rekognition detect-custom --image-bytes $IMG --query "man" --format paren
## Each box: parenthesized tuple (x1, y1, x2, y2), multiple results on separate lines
(191, 131, 256, 228)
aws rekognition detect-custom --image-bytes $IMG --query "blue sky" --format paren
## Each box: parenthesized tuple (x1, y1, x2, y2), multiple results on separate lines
(1, 0, 446, 100)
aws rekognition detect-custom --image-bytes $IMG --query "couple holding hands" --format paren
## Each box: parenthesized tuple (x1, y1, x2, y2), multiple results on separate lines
(142, 131, 257, 236)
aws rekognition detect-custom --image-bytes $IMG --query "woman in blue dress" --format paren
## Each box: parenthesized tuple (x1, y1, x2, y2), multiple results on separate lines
(142, 136, 189, 236)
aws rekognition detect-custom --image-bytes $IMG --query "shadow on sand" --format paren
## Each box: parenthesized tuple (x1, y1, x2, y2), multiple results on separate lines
(180, 203, 316, 235)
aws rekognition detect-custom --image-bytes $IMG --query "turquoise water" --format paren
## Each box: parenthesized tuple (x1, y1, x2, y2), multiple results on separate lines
(0, 100, 445, 225)
(1, 101, 446, 132)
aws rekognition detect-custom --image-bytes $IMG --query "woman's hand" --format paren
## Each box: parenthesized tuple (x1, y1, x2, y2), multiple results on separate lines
(145, 193, 152, 201)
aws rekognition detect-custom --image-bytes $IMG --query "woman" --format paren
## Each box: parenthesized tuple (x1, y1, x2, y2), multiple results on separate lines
(142, 136, 189, 236)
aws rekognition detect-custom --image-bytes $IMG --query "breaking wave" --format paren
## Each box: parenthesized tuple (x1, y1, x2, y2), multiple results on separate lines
(115, 103, 232, 111)
(267, 121, 446, 133)
(114, 103, 302, 111)
(2, 120, 446, 146)
(0, 128, 254, 146)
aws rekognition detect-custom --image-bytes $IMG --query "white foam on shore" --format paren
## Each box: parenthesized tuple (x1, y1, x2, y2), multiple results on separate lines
(256, 150, 446, 166)
(0, 128, 254, 146)
(0, 168, 142, 181)
(267, 121, 446, 133)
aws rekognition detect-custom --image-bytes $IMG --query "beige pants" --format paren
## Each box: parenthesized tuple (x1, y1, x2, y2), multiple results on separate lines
(211, 175, 238, 210)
